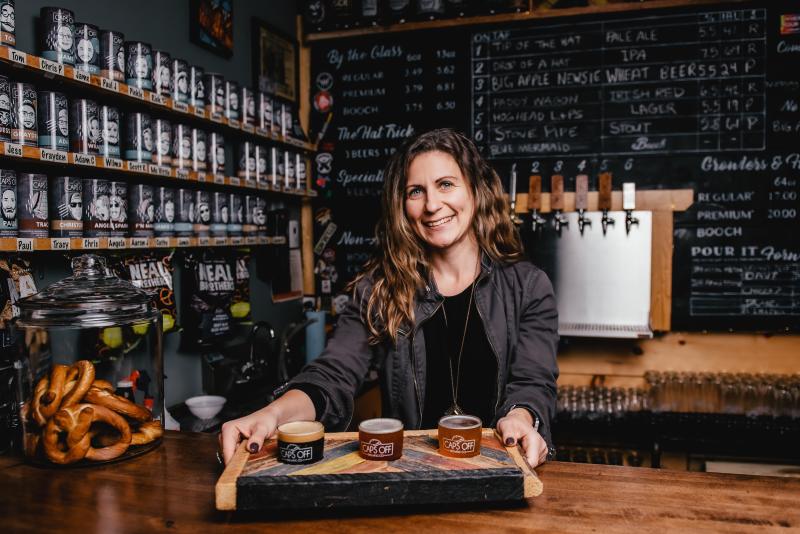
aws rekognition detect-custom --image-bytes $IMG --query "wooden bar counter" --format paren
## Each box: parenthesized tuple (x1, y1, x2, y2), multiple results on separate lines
(1, 431, 798, 533)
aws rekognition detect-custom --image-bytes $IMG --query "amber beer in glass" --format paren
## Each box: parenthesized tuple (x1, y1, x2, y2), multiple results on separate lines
(276, 421, 324, 465)
(358, 418, 404, 461)
(438, 415, 482, 458)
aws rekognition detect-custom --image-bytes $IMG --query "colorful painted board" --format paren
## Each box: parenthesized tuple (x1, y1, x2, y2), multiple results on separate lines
(216, 429, 541, 511)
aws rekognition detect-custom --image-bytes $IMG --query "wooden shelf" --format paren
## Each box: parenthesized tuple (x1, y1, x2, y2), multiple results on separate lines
(0, 142, 318, 199)
(2, 235, 286, 252)
(304, 0, 742, 41)
(0, 45, 315, 154)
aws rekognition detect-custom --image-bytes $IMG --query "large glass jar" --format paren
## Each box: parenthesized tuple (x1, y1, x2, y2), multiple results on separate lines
(14, 254, 164, 465)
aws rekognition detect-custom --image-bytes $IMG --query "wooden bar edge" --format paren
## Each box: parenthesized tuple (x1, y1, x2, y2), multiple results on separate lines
(216, 441, 250, 511)
(514, 189, 694, 213)
(494, 429, 542, 498)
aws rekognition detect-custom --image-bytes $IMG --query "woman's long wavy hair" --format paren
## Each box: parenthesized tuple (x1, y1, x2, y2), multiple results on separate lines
(348, 128, 524, 345)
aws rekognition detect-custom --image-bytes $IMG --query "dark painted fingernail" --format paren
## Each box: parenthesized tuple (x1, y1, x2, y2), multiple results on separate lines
(505, 438, 515, 446)
(249, 443, 259, 453)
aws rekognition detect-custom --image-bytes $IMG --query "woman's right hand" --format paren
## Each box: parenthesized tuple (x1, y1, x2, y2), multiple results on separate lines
(219, 406, 279, 465)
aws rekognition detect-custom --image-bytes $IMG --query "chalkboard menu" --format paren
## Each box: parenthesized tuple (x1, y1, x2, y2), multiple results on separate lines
(309, 1, 800, 332)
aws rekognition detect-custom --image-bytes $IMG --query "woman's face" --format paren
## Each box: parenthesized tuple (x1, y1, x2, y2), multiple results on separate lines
(404, 150, 475, 252)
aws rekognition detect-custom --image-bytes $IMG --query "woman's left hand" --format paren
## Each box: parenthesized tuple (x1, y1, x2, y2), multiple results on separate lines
(496, 408, 548, 467)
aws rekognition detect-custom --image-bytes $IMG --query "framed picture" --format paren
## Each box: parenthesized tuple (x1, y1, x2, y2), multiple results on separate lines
(252, 18, 298, 103)
(190, 0, 234, 58)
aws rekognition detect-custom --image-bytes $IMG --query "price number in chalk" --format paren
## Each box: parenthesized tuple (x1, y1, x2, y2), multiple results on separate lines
(436, 65, 455, 76)
(404, 66, 423, 77)
(436, 101, 456, 111)
(405, 102, 423, 112)
(404, 83, 423, 95)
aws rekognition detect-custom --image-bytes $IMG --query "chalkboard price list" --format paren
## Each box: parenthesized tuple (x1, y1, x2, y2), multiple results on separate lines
(470, 8, 767, 159)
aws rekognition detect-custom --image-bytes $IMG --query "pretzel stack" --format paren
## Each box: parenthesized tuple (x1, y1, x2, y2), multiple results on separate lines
(24, 360, 163, 465)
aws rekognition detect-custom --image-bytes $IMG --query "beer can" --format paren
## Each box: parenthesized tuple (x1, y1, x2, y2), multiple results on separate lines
(192, 128, 207, 171)
(257, 91, 272, 132)
(99, 29, 125, 81)
(204, 72, 224, 115)
(193, 190, 211, 237)
(153, 186, 175, 237)
(172, 58, 189, 104)
(241, 86, 255, 126)
(225, 80, 240, 122)
(0, 169, 16, 237)
(0, 75, 10, 141)
(0, 0, 15, 47)
(190, 64, 205, 108)
(125, 41, 152, 90)
(271, 147, 284, 188)
(49, 176, 82, 238)
(18, 173, 48, 238)
(11, 82, 37, 146)
(152, 118, 172, 166)
(171, 123, 192, 169)
(255, 145, 269, 186)
(100, 105, 120, 158)
(108, 180, 128, 237)
(282, 104, 294, 138)
(70, 98, 100, 154)
(284, 150, 296, 190)
(208, 131, 225, 175)
(152, 49, 171, 96)
(254, 196, 268, 237)
(37, 91, 69, 151)
(82, 178, 110, 237)
(272, 100, 284, 136)
(296, 153, 308, 190)
(243, 195, 257, 236)
(74, 22, 100, 74)
(211, 191, 227, 237)
(175, 187, 194, 237)
(228, 193, 242, 237)
(40, 7, 75, 65)
(237, 142, 256, 180)
(129, 183, 154, 237)
(124, 112, 152, 161)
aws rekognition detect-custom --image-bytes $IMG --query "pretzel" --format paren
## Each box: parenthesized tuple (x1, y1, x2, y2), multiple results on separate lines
(61, 360, 95, 408)
(92, 379, 114, 392)
(83, 404, 132, 462)
(30, 365, 70, 427)
(84, 386, 152, 422)
(42, 404, 93, 464)
(131, 420, 164, 446)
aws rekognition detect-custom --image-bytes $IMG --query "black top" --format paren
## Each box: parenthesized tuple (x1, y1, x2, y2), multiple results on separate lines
(295, 283, 499, 430)
(421, 282, 497, 429)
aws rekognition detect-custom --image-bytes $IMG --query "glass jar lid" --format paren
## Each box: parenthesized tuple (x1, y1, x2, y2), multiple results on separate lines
(16, 254, 158, 328)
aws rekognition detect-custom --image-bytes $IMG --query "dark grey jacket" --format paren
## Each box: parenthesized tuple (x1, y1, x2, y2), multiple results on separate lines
(286, 254, 560, 446)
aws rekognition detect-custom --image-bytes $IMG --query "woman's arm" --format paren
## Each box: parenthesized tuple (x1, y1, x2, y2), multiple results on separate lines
(219, 389, 315, 464)
(495, 268, 559, 466)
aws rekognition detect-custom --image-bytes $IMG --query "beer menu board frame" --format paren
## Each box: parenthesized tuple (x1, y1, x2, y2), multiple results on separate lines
(309, 1, 800, 332)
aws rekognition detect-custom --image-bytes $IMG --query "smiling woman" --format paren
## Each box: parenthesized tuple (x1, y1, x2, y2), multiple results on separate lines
(220, 128, 559, 470)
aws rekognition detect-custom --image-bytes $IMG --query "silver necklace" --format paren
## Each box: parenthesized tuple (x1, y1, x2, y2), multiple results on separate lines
(441, 277, 477, 417)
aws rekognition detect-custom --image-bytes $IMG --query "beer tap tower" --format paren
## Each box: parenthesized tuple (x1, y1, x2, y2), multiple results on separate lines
(550, 174, 568, 234)
(527, 175, 546, 233)
(575, 174, 591, 235)
(623, 182, 639, 234)
(599, 172, 615, 235)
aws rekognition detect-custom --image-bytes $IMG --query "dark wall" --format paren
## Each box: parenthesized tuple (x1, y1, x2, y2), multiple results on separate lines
(10, 0, 303, 407)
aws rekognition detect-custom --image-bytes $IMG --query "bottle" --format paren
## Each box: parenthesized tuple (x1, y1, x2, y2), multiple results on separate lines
(303, 0, 329, 33)
(331, 0, 357, 29)
(416, 0, 445, 20)
(360, 0, 382, 26)
(388, 0, 413, 24)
